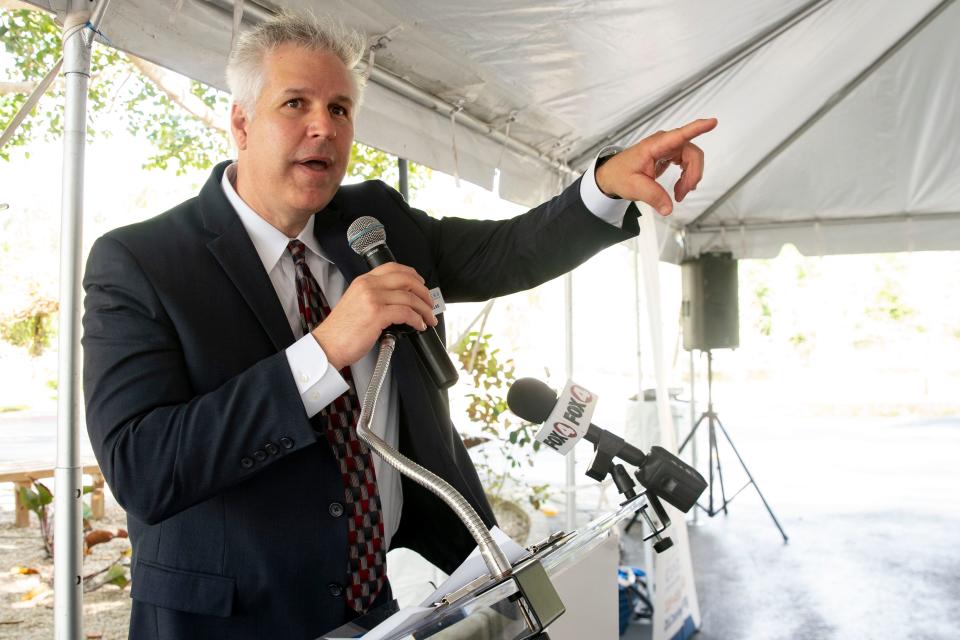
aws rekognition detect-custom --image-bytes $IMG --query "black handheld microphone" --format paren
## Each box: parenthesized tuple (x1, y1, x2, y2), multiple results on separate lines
(347, 216, 459, 389)
(506, 377, 706, 513)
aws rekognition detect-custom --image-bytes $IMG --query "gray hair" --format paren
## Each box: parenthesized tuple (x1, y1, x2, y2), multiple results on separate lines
(225, 11, 367, 115)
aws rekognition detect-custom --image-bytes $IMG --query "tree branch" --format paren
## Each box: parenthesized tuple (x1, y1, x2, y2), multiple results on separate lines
(3, 3, 230, 140)
(0, 81, 38, 95)
(0, 0, 37, 11)
(127, 55, 229, 135)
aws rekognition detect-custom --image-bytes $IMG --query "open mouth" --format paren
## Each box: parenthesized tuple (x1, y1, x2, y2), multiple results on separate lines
(298, 159, 331, 171)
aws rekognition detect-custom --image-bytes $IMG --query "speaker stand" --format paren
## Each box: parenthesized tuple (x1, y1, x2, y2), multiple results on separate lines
(679, 351, 788, 543)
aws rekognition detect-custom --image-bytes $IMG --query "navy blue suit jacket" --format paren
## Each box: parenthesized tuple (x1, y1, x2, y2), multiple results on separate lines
(82, 161, 639, 639)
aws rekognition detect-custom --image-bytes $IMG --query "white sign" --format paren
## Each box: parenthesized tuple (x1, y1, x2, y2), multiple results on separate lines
(534, 380, 598, 455)
(637, 209, 701, 640)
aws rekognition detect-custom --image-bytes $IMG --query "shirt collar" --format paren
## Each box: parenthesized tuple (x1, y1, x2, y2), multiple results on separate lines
(221, 163, 329, 272)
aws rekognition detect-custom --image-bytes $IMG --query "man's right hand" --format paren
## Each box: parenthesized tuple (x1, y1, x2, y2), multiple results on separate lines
(311, 262, 438, 370)
(595, 118, 717, 215)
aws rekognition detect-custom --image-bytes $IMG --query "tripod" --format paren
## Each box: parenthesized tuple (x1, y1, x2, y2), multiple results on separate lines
(679, 350, 788, 543)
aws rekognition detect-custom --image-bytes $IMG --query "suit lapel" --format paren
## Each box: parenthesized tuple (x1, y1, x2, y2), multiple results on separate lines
(312, 199, 428, 401)
(314, 193, 445, 457)
(200, 162, 294, 352)
(316, 184, 491, 534)
(312, 197, 368, 286)
(207, 225, 294, 352)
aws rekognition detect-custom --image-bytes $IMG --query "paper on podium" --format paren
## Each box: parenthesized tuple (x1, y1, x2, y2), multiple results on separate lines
(420, 526, 530, 607)
(347, 527, 529, 640)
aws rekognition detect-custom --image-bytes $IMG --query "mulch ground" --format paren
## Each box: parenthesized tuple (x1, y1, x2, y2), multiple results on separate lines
(0, 505, 132, 639)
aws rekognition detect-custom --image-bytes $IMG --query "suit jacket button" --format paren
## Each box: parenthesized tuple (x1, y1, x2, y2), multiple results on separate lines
(279, 436, 294, 449)
(329, 502, 344, 518)
(253, 449, 267, 462)
(328, 582, 343, 597)
(264, 442, 279, 456)
(240, 457, 254, 469)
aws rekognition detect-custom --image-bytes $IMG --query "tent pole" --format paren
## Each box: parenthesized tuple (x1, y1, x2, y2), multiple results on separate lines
(398, 157, 409, 201)
(632, 239, 645, 451)
(55, 1, 95, 637)
(689, 349, 697, 525)
(688, 0, 957, 230)
(563, 271, 576, 532)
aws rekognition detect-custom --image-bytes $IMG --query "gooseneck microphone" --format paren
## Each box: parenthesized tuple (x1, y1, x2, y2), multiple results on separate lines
(347, 216, 459, 389)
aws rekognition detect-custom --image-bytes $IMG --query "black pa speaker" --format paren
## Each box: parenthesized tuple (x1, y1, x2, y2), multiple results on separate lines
(682, 252, 739, 351)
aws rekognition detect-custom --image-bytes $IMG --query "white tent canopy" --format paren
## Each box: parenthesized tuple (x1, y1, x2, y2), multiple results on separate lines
(16, 2, 958, 635)
(26, 0, 960, 261)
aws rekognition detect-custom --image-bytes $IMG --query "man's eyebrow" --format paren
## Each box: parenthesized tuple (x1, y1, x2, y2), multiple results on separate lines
(278, 87, 308, 97)
(277, 87, 354, 106)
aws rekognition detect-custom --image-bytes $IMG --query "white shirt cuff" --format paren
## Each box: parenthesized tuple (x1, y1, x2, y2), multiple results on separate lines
(579, 145, 630, 228)
(285, 333, 349, 418)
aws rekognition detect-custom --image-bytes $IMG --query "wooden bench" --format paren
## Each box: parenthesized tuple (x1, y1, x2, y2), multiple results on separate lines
(0, 463, 105, 527)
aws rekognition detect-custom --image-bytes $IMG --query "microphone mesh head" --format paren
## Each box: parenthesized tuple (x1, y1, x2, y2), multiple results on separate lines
(347, 216, 386, 255)
(507, 378, 558, 423)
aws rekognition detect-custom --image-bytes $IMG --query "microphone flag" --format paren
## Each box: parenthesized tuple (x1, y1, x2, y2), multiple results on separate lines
(534, 380, 599, 456)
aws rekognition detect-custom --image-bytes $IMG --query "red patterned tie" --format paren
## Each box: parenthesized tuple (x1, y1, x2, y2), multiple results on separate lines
(287, 240, 387, 613)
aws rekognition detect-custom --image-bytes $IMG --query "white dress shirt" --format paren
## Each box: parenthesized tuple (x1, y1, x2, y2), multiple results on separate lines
(222, 164, 404, 547)
(221, 157, 628, 549)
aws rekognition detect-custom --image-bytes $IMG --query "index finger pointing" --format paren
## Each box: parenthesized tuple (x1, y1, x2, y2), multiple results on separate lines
(677, 118, 718, 139)
(647, 118, 718, 159)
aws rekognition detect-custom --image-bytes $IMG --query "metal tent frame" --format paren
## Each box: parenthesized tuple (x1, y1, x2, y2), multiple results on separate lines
(12, 0, 953, 635)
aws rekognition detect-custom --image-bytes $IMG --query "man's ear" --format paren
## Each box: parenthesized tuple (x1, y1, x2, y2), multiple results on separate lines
(231, 103, 250, 151)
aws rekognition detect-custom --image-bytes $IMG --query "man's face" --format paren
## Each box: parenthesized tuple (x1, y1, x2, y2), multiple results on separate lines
(231, 44, 356, 223)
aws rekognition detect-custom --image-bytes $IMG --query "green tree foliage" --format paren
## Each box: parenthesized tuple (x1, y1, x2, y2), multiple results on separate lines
(1, 8, 71, 155)
(744, 260, 774, 338)
(348, 142, 430, 195)
(753, 282, 773, 337)
(2, 5, 429, 188)
(452, 331, 549, 510)
(1, 5, 431, 362)
(870, 282, 915, 322)
(866, 256, 917, 327)
(0, 293, 58, 356)
(133, 77, 232, 174)
(1, 7, 231, 170)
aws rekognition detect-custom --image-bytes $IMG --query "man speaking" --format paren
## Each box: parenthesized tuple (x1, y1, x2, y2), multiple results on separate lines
(82, 10, 716, 639)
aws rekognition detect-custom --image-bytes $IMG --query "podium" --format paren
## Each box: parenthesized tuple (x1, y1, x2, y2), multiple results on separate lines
(324, 340, 702, 640)
(322, 493, 660, 640)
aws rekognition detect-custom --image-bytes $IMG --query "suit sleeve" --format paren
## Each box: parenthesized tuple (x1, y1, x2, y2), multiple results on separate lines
(82, 235, 319, 525)
(379, 177, 640, 302)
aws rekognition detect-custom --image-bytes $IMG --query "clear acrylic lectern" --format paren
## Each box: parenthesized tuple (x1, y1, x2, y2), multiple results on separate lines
(322, 492, 663, 640)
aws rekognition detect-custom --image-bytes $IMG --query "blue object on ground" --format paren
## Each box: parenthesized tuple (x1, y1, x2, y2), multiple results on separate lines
(618, 567, 649, 636)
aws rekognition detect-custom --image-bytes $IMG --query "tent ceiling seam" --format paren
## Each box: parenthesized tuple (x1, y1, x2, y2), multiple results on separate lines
(690, 210, 960, 233)
(566, 0, 830, 168)
(688, 0, 957, 230)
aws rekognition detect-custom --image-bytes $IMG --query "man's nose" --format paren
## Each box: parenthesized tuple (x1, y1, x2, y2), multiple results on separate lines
(306, 108, 337, 139)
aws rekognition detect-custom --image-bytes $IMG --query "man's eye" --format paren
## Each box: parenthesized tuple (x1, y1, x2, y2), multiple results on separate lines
(285, 98, 302, 108)
(331, 105, 348, 117)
